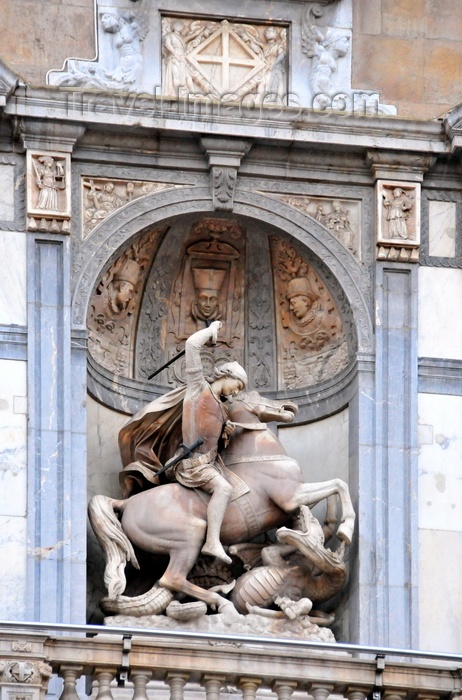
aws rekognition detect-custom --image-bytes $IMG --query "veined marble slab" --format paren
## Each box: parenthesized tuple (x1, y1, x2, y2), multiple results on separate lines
(0, 231, 27, 326)
(419, 528, 462, 653)
(428, 200, 456, 258)
(418, 392, 462, 532)
(0, 164, 15, 221)
(0, 514, 27, 620)
(419, 267, 462, 360)
(0, 359, 27, 517)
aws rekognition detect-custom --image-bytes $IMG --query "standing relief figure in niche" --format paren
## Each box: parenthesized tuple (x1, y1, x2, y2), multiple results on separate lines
(256, 27, 287, 104)
(382, 187, 414, 240)
(162, 18, 197, 97)
(34, 155, 66, 211)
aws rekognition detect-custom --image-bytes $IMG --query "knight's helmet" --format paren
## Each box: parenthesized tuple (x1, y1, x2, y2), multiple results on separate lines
(215, 361, 248, 389)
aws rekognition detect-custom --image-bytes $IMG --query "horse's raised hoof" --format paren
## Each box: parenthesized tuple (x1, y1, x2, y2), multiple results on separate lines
(201, 543, 232, 566)
(337, 520, 354, 545)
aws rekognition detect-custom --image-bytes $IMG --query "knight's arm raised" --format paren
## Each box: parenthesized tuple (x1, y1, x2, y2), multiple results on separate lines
(185, 321, 222, 374)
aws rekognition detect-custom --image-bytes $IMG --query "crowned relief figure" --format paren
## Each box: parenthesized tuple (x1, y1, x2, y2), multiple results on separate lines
(191, 267, 226, 324)
(108, 258, 141, 318)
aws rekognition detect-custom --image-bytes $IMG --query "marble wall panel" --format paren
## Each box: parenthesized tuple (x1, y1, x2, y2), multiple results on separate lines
(0, 164, 15, 221)
(0, 515, 27, 620)
(279, 410, 349, 523)
(419, 528, 462, 652)
(0, 231, 27, 326)
(419, 267, 462, 360)
(418, 393, 462, 532)
(0, 359, 27, 517)
(428, 200, 456, 258)
(87, 395, 127, 501)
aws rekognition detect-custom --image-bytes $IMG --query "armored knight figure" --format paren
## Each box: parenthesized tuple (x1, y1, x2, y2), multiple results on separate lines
(177, 320, 247, 564)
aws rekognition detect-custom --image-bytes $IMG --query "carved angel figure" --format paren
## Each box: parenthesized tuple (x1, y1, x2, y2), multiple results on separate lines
(302, 24, 350, 97)
(100, 9, 149, 87)
(256, 27, 287, 104)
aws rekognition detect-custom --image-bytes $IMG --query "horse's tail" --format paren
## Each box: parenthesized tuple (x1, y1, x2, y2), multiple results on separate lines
(88, 494, 140, 598)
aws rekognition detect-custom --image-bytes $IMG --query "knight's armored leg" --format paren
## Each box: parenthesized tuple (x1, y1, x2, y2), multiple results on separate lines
(201, 474, 233, 565)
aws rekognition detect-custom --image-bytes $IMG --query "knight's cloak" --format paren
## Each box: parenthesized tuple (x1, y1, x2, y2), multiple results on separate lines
(118, 385, 186, 498)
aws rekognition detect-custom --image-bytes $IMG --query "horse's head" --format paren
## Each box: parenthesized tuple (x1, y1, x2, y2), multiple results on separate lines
(229, 390, 298, 424)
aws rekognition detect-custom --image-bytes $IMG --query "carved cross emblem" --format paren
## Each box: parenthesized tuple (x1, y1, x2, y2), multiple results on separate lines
(188, 20, 266, 96)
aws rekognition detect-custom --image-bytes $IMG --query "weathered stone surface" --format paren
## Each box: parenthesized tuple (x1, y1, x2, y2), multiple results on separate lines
(419, 268, 462, 360)
(104, 610, 336, 642)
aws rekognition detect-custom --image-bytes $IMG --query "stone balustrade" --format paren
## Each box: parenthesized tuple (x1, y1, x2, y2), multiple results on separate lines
(0, 624, 461, 700)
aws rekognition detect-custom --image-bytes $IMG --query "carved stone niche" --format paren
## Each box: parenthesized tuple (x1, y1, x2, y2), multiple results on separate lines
(161, 16, 288, 105)
(376, 180, 421, 263)
(88, 214, 355, 406)
(26, 151, 71, 233)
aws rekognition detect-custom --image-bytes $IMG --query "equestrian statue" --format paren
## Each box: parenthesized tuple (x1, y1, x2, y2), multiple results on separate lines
(89, 321, 356, 625)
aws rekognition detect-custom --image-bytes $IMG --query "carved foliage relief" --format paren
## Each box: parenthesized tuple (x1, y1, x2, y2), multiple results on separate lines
(87, 228, 165, 375)
(271, 236, 349, 389)
(82, 177, 183, 238)
(161, 17, 288, 104)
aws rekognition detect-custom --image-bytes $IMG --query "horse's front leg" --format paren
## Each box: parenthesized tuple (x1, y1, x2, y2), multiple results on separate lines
(278, 479, 355, 545)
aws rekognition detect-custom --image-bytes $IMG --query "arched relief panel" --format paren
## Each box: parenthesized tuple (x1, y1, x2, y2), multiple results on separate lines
(72, 187, 373, 420)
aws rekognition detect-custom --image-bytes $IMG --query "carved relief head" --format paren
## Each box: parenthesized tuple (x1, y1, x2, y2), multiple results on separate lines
(100, 9, 120, 33)
(286, 277, 319, 326)
(191, 267, 226, 321)
(109, 258, 141, 315)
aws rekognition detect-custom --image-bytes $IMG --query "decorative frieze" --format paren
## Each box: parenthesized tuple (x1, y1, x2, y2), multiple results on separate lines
(82, 177, 183, 237)
(26, 151, 71, 234)
(268, 194, 361, 258)
(376, 180, 420, 262)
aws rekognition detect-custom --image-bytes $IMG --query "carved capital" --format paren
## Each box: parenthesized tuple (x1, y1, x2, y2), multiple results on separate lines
(367, 150, 436, 182)
(18, 119, 85, 153)
(201, 137, 251, 212)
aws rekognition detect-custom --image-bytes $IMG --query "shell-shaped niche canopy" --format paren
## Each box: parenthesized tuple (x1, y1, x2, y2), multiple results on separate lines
(87, 215, 357, 414)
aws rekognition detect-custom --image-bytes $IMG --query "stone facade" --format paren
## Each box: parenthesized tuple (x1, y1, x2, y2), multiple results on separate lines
(0, 0, 462, 657)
